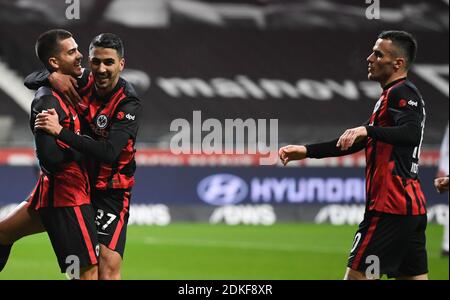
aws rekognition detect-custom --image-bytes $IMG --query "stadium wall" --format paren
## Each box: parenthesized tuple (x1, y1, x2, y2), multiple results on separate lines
(1, 152, 447, 226)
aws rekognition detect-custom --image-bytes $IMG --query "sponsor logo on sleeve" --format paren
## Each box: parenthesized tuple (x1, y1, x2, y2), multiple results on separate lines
(116, 111, 125, 120)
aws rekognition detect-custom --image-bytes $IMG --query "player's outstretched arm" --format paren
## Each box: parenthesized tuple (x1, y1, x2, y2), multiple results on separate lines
(279, 134, 367, 166)
(279, 145, 307, 166)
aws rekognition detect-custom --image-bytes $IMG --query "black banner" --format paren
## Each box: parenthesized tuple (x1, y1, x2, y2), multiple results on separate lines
(0, 25, 448, 144)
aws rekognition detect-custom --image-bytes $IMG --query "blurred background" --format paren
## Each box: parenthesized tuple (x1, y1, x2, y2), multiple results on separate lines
(0, 0, 448, 279)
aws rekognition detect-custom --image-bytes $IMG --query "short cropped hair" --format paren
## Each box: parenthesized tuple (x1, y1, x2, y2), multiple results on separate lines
(35, 29, 73, 71)
(378, 30, 418, 69)
(89, 33, 124, 58)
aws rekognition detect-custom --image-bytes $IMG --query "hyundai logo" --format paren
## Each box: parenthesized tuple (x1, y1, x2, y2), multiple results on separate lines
(197, 174, 248, 206)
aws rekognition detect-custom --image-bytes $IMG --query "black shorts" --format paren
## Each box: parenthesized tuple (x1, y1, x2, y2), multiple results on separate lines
(347, 210, 428, 278)
(39, 204, 99, 274)
(92, 189, 131, 257)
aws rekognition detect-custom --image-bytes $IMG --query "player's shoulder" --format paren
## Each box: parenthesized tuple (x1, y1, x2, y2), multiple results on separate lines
(388, 79, 424, 109)
(119, 77, 140, 102)
(34, 86, 54, 100)
(389, 79, 422, 100)
(32, 86, 60, 108)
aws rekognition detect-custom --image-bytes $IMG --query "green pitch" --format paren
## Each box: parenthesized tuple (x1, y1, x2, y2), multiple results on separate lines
(0, 223, 448, 280)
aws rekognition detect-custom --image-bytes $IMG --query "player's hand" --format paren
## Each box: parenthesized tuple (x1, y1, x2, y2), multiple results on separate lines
(336, 126, 367, 151)
(278, 145, 307, 166)
(436, 170, 447, 178)
(434, 176, 449, 193)
(35, 108, 63, 136)
(48, 72, 81, 108)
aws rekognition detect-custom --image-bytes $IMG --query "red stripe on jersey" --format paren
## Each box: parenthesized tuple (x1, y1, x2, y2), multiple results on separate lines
(108, 192, 130, 250)
(112, 139, 136, 189)
(364, 78, 427, 215)
(411, 182, 427, 215)
(78, 73, 95, 96)
(27, 174, 49, 210)
(382, 173, 408, 214)
(419, 186, 427, 214)
(406, 181, 419, 215)
(368, 143, 394, 211)
(79, 84, 135, 190)
(365, 138, 374, 202)
(376, 91, 391, 127)
(351, 215, 380, 271)
(41, 175, 50, 208)
(96, 138, 135, 190)
(74, 206, 98, 265)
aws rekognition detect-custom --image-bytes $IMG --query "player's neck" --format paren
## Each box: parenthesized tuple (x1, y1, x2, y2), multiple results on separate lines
(381, 73, 407, 89)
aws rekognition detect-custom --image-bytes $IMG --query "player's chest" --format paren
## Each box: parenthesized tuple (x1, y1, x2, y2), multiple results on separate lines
(369, 95, 391, 126)
(83, 101, 113, 139)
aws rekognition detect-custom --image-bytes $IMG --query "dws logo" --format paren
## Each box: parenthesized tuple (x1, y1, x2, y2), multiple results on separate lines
(197, 174, 248, 206)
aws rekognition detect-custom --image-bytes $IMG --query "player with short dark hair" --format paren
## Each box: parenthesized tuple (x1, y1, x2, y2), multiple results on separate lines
(89, 32, 124, 58)
(279, 30, 428, 280)
(35, 29, 74, 71)
(377, 30, 417, 70)
(30, 33, 141, 280)
(1, 29, 99, 279)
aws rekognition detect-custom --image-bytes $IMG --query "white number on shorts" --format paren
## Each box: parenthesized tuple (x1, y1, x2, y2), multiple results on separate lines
(96, 209, 117, 230)
(351, 233, 362, 253)
(102, 213, 117, 231)
(95, 209, 104, 227)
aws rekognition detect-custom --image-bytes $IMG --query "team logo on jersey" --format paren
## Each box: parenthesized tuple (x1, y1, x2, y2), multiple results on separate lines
(96, 114, 108, 129)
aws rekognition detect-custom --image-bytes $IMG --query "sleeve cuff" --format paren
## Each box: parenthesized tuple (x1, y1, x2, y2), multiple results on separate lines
(365, 125, 374, 137)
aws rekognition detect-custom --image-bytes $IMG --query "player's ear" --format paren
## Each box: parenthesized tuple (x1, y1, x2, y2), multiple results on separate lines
(119, 58, 125, 72)
(48, 57, 59, 70)
(393, 57, 405, 71)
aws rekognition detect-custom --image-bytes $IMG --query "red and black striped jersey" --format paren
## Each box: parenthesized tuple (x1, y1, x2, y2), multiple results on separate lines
(57, 74, 142, 191)
(28, 87, 90, 208)
(364, 78, 426, 215)
(306, 78, 427, 216)
(23, 68, 142, 191)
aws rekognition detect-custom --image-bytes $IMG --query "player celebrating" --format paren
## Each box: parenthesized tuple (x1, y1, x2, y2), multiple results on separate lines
(1, 29, 99, 279)
(279, 31, 428, 280)
(32, 33, 141, 280)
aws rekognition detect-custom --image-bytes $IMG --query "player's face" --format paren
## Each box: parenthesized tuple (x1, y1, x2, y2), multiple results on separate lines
(55, 38, 83, 77)
(89, 47, 124, 95)
(366, 38, 400, 85)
